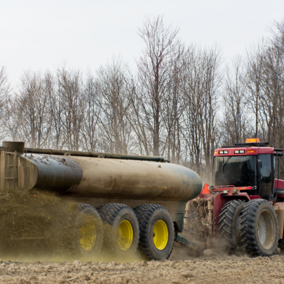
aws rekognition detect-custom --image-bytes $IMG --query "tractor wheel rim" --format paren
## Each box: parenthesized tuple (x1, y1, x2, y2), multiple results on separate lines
(118, 220, 133, 251)
(257, 210, 276, 250)
(80, 221, 96, 251)
(153, 220, 169, 250)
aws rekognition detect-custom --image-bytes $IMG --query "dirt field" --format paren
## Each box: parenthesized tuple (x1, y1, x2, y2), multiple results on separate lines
(1, 243, 284, 284)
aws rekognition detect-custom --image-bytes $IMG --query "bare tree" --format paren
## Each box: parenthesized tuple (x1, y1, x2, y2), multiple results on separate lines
(57, 67, 85, 151)
(181, 47, 221, 176)
(81, 74, 100, 152)
(163, 42, 187, 163)
(199, 48, 222, 173)
(127, 79, 152, 155)
(0, 67, 10, 139)
(245, 24, 284, 146)
(260, 46, 283, 146)
(273, 21, 284, 54)
(222, 57, 253, 145)
(5, 17, 284, 178)
(136, 16, 179, 156)
(96, 60, 132, 154)
(179, 47, 202, 172)
(245, 43, 266, 138)
(14, 72, 53, 148)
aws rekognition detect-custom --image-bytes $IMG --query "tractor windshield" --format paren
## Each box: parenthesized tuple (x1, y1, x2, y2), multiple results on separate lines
(213, 155, 257, 187)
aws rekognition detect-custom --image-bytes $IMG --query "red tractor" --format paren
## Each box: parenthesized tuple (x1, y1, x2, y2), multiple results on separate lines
(185, 138, 284, 256)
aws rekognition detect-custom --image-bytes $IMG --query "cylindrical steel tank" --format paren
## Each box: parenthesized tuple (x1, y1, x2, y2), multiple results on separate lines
(18, 154, 202, 202)
(0, 142, 202, 232)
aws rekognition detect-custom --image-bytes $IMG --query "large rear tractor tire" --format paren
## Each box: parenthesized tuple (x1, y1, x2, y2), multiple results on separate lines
(218, 200, 245, 251)
(240, 199, 279, 257)
(74, 203, 103, 256)
(98, 203, 139, 255)
(134, 204, 174, 260)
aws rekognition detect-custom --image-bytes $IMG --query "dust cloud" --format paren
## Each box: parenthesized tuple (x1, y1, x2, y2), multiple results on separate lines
(0, 190, 77, 260)
(0, 190, 143, 264)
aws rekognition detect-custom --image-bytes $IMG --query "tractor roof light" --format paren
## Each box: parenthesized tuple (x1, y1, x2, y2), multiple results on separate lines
(246, 138, 260, 143)
(247, 150, 256, 153)
(234, 150, 245, 154)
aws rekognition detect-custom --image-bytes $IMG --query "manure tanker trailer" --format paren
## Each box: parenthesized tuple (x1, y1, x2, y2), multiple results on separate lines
(0, 141, 202, 260)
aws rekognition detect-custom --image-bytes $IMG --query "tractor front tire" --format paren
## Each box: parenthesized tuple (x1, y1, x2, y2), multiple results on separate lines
(218, 200, 245, 251)
(240, 199, 279, 257)
(134, 204, 175, 260)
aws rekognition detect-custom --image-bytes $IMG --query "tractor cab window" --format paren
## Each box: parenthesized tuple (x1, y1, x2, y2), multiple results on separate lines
(213, 155, 257, 187)
(258, 154, 273, 200)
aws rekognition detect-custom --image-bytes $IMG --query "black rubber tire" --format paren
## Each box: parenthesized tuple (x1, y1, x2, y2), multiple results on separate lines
(97, 203, 139, 254)
(218, 200, 245, 251)
(74, 203, 103, 256)
(240, 199, 279, 257)
(134, 204, 175, 260)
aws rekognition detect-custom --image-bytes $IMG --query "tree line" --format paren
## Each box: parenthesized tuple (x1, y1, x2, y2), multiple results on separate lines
(1, 17, 284, 180)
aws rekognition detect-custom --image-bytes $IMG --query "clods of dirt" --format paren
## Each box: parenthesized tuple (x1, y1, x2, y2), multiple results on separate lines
(0, 253, 284, 283)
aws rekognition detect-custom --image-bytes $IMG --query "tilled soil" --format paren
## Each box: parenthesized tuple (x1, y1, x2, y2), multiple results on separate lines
(1, 247, 284, 284)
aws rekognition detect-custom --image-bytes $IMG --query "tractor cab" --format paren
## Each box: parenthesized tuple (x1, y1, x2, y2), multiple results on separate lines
(212, 138, 284, 202)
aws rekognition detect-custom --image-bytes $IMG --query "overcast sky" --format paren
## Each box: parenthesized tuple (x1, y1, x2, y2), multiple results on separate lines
(1, 0, 284, 85)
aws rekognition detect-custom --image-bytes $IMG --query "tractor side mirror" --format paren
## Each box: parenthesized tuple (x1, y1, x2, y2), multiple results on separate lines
(258, 159, 262, 168)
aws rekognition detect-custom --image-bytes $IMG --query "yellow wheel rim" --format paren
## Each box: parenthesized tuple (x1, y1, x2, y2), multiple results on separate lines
(153, 220, 169, 250)
(80, 221, 96, 251)
(118, 220, 133, 251)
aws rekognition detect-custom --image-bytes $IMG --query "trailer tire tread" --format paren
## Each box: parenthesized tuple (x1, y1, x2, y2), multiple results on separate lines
(75, 203, 103, 255)
(134, 204, 174, 260)
(97, 203, 139, 254)
(97, 203, 131, 224)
